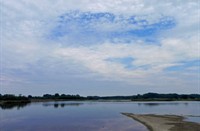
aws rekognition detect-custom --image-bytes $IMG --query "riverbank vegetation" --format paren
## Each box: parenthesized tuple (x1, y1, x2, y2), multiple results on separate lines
(0, 93, 200, 102)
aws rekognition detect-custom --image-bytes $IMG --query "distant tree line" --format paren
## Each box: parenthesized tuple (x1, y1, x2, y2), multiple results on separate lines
(131, 93, 200, 101)
(42, 93, 85, 100)
(0, 94, 29, 101)
(0, 93, 200, 102)
(86, 93, 200, 101)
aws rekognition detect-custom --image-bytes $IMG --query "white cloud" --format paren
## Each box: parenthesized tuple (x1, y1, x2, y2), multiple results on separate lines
(1, 0, 199, 94)
(53, 36, 199, 86)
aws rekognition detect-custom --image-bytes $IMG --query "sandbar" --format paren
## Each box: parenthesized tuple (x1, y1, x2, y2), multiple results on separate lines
(122, 113, 200, 131)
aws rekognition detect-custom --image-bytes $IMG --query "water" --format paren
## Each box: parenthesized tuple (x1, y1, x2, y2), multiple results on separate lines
(0, 101, 200, 131)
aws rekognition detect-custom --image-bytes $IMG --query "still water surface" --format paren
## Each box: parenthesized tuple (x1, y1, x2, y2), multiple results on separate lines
(0, 101, 200, 131)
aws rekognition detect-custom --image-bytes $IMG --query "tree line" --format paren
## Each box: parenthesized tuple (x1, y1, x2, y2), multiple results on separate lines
(0, 93, 200, 101)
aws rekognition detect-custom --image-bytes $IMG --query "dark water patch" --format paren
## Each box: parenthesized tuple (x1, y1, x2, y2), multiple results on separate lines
(42, 102, 84, 108)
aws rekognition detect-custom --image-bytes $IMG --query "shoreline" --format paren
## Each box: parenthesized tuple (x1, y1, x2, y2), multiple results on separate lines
(122, 113, 200, 131)
(1, 99, 199, 103)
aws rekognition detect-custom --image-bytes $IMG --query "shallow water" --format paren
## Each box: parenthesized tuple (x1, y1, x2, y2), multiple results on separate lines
(0, 101, 199, 131)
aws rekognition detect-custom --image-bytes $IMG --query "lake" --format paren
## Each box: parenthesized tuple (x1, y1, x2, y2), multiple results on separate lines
(0, 101, 200, 131)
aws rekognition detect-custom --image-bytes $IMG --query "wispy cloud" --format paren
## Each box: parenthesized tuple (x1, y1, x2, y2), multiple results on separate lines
(48, 11, 175, 45)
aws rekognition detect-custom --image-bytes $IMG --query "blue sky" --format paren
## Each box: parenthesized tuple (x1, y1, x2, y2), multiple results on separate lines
(1, 0, 199, 96)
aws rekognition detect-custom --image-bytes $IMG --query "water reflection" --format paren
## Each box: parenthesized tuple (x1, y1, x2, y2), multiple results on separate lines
(137, 102, 189, 107)
(0, 101, 30, 110)
(42, 102, 84, 108)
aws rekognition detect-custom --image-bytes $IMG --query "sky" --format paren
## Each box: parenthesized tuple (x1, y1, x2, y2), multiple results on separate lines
(0, 0, 199, 96)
